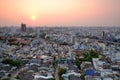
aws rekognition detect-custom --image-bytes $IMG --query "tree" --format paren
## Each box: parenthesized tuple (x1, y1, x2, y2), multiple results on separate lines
(75, 60, 81, 69)
(79, 50, 98, 62)
(58, 68, 67, 76)
(2, 78, 10, 80)
(8, 74, 11, 77)
(49, 78, 56, 80)
(15, 75, 20, 79)
(2, 59, 21, 67)
(90, 50, 98, 58)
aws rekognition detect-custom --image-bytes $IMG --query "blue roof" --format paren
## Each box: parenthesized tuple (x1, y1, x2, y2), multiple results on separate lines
(86, 69, 94, 76)
(93, 45, 97, 49)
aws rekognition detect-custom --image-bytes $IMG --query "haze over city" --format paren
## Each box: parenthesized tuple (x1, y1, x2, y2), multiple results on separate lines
(0, 0, 120, 80)
(0, 0, 120, 26)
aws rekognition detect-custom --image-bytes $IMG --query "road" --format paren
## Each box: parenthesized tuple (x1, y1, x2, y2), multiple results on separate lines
(55, 67, 59, 80)
(10, 67, 25, 80)
(67, 61, 80, 73)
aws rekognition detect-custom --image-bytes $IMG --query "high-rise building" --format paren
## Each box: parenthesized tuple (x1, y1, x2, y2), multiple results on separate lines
(102, 31, 105, 39)
(21, 23, 26, 32)
(71, 35, 76, 45)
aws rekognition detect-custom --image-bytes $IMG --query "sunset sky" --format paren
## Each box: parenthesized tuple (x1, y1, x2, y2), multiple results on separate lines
(0, 0, 120, 26)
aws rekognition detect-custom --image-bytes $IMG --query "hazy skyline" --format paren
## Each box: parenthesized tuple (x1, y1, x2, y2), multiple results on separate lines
(0, 0, 120, 26)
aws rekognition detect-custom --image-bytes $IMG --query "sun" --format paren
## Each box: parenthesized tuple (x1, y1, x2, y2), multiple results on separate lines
(31, 16, 36, 20)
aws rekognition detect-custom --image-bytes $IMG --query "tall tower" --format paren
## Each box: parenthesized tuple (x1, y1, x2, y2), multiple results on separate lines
(21, 23, 26, 32)
(102, 31, 105, 40)
(71, 35, 76, 45)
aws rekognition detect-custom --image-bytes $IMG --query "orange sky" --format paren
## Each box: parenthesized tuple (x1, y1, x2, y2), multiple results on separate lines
(0, 0, 120, 26)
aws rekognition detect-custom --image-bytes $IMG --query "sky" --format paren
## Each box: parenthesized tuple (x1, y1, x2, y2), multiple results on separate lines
(0, 0, 120, 26)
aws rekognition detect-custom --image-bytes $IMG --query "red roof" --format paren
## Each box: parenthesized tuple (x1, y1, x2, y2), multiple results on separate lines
(76, 50, 83, 57)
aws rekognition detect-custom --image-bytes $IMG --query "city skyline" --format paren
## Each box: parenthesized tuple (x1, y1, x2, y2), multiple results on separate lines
(0, 0, 120, 26)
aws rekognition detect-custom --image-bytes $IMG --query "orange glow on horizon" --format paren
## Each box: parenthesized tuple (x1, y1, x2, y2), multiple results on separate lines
(0, 0, 120, 26)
